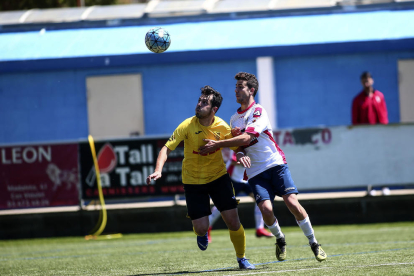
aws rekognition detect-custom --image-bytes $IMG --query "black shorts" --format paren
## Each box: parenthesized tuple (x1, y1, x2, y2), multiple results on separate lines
(183, 173, 238, 220)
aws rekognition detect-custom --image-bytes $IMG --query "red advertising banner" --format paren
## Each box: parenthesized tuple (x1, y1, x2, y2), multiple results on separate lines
(0, 143, 79, 209)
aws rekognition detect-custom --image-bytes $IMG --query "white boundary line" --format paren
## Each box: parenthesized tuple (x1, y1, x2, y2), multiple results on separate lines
(225, 262, 414, 276)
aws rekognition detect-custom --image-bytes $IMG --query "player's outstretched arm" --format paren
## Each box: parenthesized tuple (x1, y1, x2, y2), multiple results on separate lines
(198, 133, 253, 155)
(146, 146, 171, 185)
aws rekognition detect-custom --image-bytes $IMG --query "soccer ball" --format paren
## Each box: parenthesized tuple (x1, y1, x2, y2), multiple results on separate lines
(145, 27, 171, 54)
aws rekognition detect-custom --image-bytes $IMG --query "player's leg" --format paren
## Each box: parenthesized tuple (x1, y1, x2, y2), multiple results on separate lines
(274, 164, 327, 262)
(249, 171, 286, 261)
(209, 174, 255, 269)
(183, 184, 211, 251)
(283, 193, 326, 261)
(245, 190, 273, 238)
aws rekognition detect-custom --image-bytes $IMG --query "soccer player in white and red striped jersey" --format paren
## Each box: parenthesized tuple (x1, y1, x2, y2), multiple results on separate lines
(199, 72, 327, 262)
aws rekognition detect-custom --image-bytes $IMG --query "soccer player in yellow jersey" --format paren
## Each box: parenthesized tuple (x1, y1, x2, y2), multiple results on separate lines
(146, 85, 255, 270)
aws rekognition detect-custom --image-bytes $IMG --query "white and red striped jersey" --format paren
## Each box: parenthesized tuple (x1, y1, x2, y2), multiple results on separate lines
(230, 102, 287, 179)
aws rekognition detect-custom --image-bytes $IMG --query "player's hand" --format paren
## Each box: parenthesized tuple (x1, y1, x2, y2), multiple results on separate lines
(146, 171, 161, 185)
(231, 127, 241, 137)
(236, 153, 251, 168)
(198, 139, 219, 155)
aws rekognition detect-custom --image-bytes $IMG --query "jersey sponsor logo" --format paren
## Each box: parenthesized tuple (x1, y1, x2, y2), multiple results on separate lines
(195, 131, 202, 134)
(168, 134, 175, 141)
(253, 107, 262, 118)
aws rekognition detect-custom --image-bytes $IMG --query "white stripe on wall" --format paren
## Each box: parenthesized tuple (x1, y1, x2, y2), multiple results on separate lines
(256, 56, 277, 129)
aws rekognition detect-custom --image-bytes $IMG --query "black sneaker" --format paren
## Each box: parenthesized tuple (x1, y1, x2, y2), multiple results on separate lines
(275, 237, 287, 261)
(310, 242, 327, 262)
(197, 233, 208, 251)
(238, 258, 255, 270)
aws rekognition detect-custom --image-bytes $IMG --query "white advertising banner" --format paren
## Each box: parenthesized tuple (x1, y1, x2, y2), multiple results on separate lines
(277, 124, 414, 190)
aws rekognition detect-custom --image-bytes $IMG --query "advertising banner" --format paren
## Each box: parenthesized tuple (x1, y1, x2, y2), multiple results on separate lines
(79, 137, 184, 199)
(0, 143, 79, 209)
(276, 124, 414, 190)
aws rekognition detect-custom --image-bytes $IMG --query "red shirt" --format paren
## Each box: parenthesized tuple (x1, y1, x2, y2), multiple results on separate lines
(352, 90, 389, 125)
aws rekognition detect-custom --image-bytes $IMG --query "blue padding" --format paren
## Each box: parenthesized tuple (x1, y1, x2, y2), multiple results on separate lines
(1, 9, 414, 62)
(2, 38, 414, 73)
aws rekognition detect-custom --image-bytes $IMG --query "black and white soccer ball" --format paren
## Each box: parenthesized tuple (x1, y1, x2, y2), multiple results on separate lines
(145, 27, 171, 54)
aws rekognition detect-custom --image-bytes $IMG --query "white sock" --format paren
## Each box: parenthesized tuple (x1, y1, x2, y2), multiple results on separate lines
(254, 204, 264, 229)
(208, 206, 221, 226)
(297, 216, 317, 244)
(266, 218, 284, 239)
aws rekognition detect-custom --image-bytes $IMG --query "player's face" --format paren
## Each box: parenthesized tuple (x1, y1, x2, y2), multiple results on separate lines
(195, 95, 214, 119)
(361, 77, 374, 89)
(235, 80, 253, 104)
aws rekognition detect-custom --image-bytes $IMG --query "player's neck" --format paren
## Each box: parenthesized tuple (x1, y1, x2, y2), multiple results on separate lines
(199, 115, 215, 126)
(240, 98, 255, 111)
(364, 87, 374, 96)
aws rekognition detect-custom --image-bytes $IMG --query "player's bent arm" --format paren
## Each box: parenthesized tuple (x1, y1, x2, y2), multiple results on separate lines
(222, 132, 253, 147)
(146, 146, 172, 185)
(199, 133, 253, 155)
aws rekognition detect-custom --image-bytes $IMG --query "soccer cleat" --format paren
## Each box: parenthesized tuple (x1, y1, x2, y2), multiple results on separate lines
(256, 228, 274, 238)
(310, 242, 327, 262)
(197, 233, 209, 251)
(275, 237, 287, 261)
(238, 258, 255, 270)
(207, 226, 212, 243)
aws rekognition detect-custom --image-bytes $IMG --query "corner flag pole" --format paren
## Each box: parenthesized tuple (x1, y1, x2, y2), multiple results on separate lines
(85, 135, 122, 240)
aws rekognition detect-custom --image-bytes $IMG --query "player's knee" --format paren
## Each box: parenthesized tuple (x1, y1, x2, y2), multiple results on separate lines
(193, 225, 208, 236)
(226, 220, 241, 231)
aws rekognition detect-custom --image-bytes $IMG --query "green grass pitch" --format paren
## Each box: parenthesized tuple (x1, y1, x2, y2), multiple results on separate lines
(1, 222, 413, 275)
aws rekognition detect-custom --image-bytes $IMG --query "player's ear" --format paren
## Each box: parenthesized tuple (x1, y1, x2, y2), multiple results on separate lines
(213, 107, 218, 113)
(250, 88, 255, 95)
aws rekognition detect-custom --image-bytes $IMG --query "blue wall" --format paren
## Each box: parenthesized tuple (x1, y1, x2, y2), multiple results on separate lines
(0, 60, 255, 144)
(1, 49, 414, 144)
(275, 50, 414, 129)
(0, 70, 87, 143)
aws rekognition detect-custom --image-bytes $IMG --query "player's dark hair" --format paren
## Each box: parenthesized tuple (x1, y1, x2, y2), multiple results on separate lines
(235, 72, 259, 97)
(200, 85, 223, 111)
(360, 71, 373, 79)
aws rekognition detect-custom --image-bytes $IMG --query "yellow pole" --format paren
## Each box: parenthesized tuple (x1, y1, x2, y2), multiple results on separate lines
(85, 135, 122, 240)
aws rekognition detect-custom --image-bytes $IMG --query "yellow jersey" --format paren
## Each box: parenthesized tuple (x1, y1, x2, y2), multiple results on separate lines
(165, 116, 233, 184)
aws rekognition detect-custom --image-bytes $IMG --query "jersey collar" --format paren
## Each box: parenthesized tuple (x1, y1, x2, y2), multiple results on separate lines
(237, 101, 256, 114)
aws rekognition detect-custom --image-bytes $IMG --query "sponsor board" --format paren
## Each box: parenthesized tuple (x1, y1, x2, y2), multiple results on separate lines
(0, 143, 79, 209)
(79, 138, 184, 199)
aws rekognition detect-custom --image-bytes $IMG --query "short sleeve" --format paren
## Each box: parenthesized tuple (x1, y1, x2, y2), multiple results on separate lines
(245, 106, 268, 137)
(165, 120, 188, 150)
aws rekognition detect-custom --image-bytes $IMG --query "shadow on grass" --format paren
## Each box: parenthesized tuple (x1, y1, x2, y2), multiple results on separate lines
(128, 266, 269, 276)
